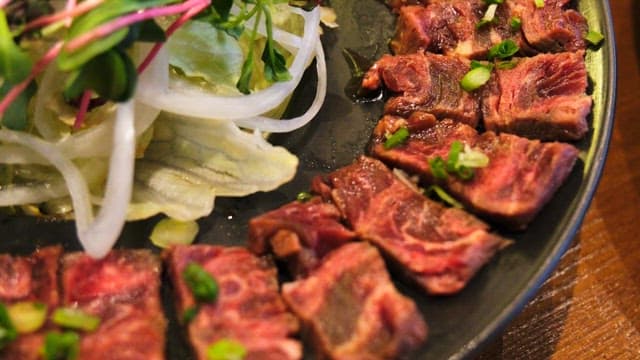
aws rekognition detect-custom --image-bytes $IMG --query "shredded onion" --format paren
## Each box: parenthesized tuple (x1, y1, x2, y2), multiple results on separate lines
(135, 7, 321, 121)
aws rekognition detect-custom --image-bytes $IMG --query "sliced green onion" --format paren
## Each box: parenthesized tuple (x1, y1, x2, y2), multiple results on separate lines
(52, 308, 100, 332)
(460, 66, 491, 92)
(183, 262, 218, 303)
(584, 30, 604, 46)
(426, 185, 463, 209)
(477, 4, 498, 28)
(7, 301, 47, 334)
(534, 0, 545, 8)
(182, 306, 199, 324)
(384, 127, 410, 149)
(429, 157, 448, 180)
(207, 339, 247, 360)
(456, 165, 474, 180)
(446, 141, 464, 173)
(296, 191, 313, 202)
(458, 144, 490, 168)
(0, 303, 17, 350)
(150, 218, 199, 249)
(510, 17, 522, 31)
(42, 331, 79, 360)
(496, 60, 517, 70)
(488, 39, 519, 60)
(470, 60, 494, 71)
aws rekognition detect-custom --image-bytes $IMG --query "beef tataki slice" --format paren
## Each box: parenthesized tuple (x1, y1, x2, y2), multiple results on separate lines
(314, 156, 510, 295)
(248, 196, 356, 278)
(0, 246, 62, 360)
(61, 250, 166, 360)
(371, 116, 579, 229)
(483, 52, 591, 141)
(282, 242, 427, 359)
(165, 245, 301, 360)
(362, 52, 481, 127)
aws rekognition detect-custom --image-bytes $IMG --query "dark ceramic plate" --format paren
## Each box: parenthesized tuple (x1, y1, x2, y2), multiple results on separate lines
(0, 0, 616, 359)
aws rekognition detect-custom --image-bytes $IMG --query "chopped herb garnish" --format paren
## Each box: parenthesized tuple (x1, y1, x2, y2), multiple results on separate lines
(182, 305, 200, 324)
(0, 303, 17, 350)
(183, 262, 219, 303)
(207, 339, 247, 360)
(534, 0, 545, 8)
(496, 60, 517, 70)
(470, 60, 494, 71)
(7, 301, 47, 334)
(52, 307, 100, 332)
(428, 141, 490, 181)
(429, 157, 448, 180)
(584, 30, 604, 46)
(487, 39, 519, 60)
(42, 331, 79, 360)
(510, 17, 522, 31)
(426, 185, 463, 209)
(460, 66, 491, 92)
(384, 127, 410, 149)
(296, 191, 313, 202)
(477, 3, 499, 29)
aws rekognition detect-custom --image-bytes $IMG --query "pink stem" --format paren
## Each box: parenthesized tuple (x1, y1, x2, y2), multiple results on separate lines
(64, 0, 78, 27)
(21, 0, 103, 33)
(73, 90, 92, 129)
(137, 0, 210, 74)
(65, 0, 210, 53)
(0, 42, 63, 119)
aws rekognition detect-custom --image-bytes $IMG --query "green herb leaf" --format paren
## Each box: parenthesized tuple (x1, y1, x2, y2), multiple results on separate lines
(384, 127, 410, 149)
(0, 303, 17, 350)
(207, 339, 247, 360)
(64, 48, 137, 102)
(183, 262, 219, 302)
(1, 81, 36, 130)
(52, 308, 101, 332)
(236, 52, 254, 94)
(213, 0, 233, 21)
(42, 331, 79, 360)
(488, 39, 519, 60)
(261, 6, 291, 83)
(534, 0, 545, 8)
(0, 10, 33, 83)
(460, 66, 491, 92)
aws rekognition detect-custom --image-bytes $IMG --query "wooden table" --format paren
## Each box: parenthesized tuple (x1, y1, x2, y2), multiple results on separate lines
(478, 1, 640, 358)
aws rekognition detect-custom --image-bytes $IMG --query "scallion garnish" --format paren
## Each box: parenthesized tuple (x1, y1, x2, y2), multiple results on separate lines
(470, 60, 494, 71)
(207, 339, 247, 360)
(42, 331, 79, 360)
(52, 308, 100, 332)
(496, 60, 517, 70)
(428, 141, 489, 181)
(7, 301, 47, 334)
(182, 305, 200, 324)
(477, 3, 499, 29)
(0, 303, 17, 350)
(296, 191, 313, 202)
(510, 17, 522, 31)
(426, 185, 463, 209)
(384, 127, 410, 149)
(183, 262, 219, 303)
(429, 157, 449, 180)
(488, 39, 520, 60)
(584, 30, 604, 46)
(534, 0, 545, 8)
(460, 66, 491, 92)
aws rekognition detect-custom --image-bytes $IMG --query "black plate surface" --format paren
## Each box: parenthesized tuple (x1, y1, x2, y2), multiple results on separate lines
(0, 0, 616, 359)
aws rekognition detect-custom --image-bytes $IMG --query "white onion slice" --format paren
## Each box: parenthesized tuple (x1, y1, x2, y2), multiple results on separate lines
(233, 40, 326, 132)
(135, 7, 321, 120)
(76, 100, 136, 258)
